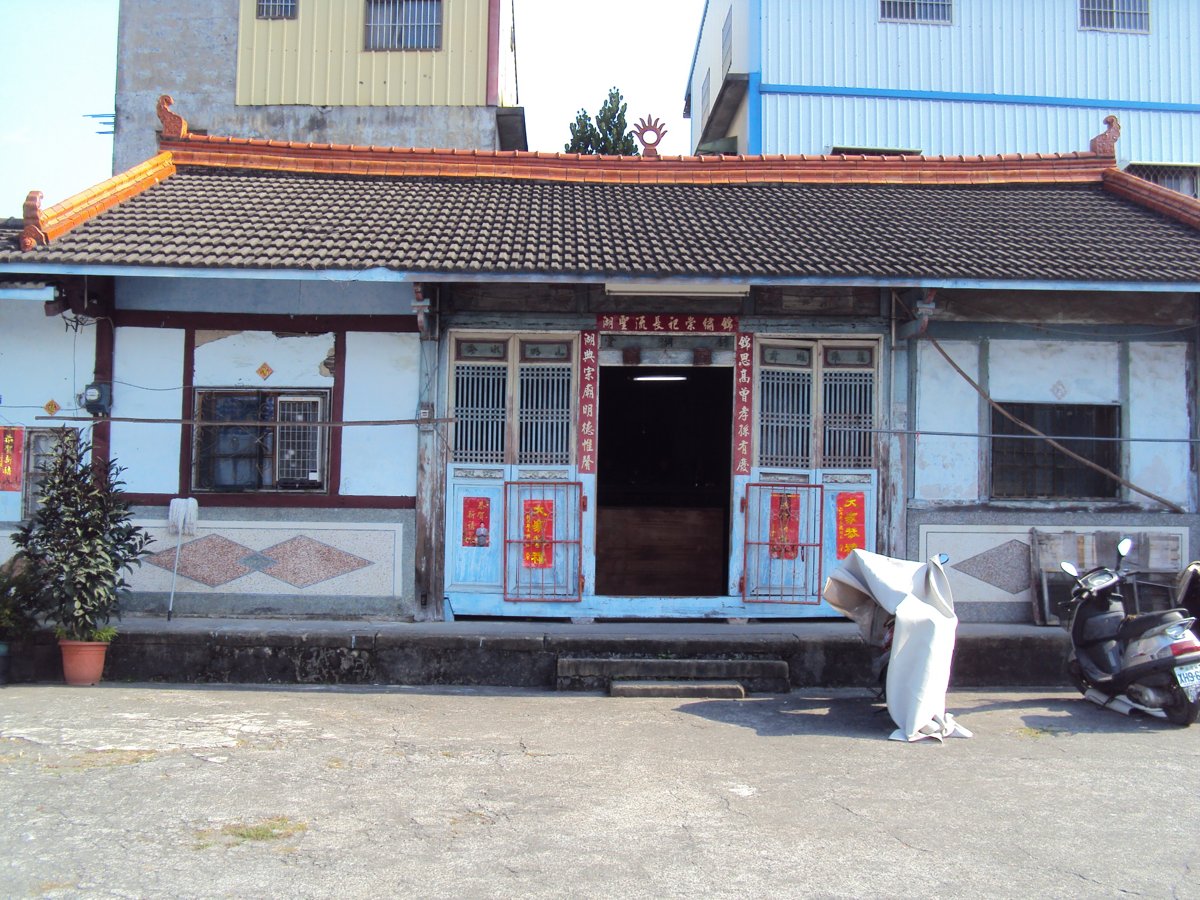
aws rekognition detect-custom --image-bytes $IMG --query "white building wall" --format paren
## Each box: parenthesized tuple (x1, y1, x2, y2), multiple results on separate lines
(193, 331, 335, 388)
(0, 301, 96, 523)
(913, 340, 980, 502)
(1127, 342, 1191, 502)
(110, 326, 186, 494)
(687, 0, 750, 149)
(989, 340, 1120, 404)
(340, 331, 420, 496)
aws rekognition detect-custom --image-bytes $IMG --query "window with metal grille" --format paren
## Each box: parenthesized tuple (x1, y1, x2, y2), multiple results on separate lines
(193, 390, 328, 491)
(991, 403, 1121, 499)
(365, 0, 442, 50)
(1079, 0, 1150, 33)
(451, 336, 574, 466)
(257, 0, 297, 19)
(757, 342, 877, 469)
(22, 428, 77, 519)
(1126, 164, 1199, 199)
(880, 0, 953, 24)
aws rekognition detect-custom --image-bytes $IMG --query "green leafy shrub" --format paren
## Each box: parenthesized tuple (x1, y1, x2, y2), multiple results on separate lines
(0, 555, 38, 641)
(10, 430, 152, 642)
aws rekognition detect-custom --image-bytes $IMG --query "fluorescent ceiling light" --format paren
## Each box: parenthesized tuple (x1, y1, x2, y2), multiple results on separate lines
(604, 281, 749, 296)
(633, 375, 687, 382)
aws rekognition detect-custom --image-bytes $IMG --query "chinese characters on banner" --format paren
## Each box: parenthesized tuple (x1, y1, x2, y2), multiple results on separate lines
(577, 330, 598, 474)
(0, 427, 24, 493)
(733, 333, 753, 475)
(596, 313, 738, 334)
(768, 491, 800, 560)
(836, 492, 867, 559)
(461, 497, 491, 547)
(523, 499, 554, 569)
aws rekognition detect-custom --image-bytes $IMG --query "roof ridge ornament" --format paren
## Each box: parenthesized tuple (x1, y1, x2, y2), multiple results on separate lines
(19, 191, 47, 251)
(1089, 115, 1121, 157)
(157, 94, 189, 140)
(633, 116, 667, 158)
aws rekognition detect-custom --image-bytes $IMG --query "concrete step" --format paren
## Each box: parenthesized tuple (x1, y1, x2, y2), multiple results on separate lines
(556, 657, 790, 693)
(610, 680, 746, 699)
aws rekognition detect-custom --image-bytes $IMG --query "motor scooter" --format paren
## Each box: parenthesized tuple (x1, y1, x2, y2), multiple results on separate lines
(1060, 537, 1200, 725)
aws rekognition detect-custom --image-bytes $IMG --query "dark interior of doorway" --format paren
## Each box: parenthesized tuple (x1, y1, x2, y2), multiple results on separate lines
(596, 366, 732, 597)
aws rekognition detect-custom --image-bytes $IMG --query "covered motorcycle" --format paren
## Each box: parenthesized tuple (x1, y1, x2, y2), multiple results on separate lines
(823, 549, 973, 742)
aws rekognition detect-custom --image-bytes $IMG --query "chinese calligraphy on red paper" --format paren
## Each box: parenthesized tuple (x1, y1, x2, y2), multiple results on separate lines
(0, 427, 23, 493)
(768, 491, 800, 560)
(836, 492, 866, 559)
(523, 500, 554, 568)
(462, 497, 490, 547)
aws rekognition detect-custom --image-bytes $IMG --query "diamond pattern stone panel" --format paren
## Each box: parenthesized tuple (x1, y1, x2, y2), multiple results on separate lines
(146, 533, 373, 589)
(259, 536, 372, 588)
(145, 534, 254, 587)
(951, 539, 1032, 595)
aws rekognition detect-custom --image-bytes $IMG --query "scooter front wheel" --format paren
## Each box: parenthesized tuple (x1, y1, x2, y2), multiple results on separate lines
(1162, 684, 1200, 726)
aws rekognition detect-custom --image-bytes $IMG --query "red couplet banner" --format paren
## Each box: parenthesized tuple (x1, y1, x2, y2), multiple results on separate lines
(836, 492, 866, 559)
(522, 500, 554, 569)
(0, 427, 24, 493)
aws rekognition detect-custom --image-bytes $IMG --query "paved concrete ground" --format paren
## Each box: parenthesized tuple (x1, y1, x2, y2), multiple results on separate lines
(2, 684, 1198, 899)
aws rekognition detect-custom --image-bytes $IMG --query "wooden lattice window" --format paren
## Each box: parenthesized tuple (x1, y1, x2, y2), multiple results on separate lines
(451, 336, 574, 466)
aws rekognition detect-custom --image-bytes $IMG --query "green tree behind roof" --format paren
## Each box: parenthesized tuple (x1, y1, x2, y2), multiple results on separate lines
(565, 87, 639, 156)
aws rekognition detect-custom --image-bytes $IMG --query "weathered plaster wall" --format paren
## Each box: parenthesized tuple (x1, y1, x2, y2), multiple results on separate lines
(1128, 342, 1191, 504)
(341, 331, 420, 496)
(0, 302, 96, 522)
(989, 340, 1120, 404)
(193, 330, 335, 388)
(913, 340, 980, 502)
(111, 326, 185, 494)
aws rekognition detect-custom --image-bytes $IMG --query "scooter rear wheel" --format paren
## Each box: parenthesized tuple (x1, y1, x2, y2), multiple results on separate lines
(1163, 685, 1200, 726)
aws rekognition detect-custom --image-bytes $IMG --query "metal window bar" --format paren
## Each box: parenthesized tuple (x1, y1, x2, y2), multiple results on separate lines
(1126, 164, 1199, 199)
(22, 428, 73, 519)
(991, 403, 1121, 499)
(193, 392, 274, 491)
(880, 0, 953, 23)
(517, 364, 572, 465)
(365, 0, 443, 50)
(1080, 0, 1150, 32)
(743, 483, 824, 603)
(452, 364, 508, 464)
(822, 371, 875, 468)
(256, 0, 297, 18)
(504, 481, 583, 602)
(759, 368, 813, 468)
(276, 397, 323, 485)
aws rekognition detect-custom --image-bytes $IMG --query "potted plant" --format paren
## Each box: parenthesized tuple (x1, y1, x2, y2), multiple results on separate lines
(10, 430, 152, 685)
(0, 555, 38, 684)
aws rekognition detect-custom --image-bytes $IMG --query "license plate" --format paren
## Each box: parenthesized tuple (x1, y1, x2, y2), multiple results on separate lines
(1176, 662, 1200, 691)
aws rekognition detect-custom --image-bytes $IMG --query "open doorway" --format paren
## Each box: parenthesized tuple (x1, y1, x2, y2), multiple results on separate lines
(595, 366, 733, 596)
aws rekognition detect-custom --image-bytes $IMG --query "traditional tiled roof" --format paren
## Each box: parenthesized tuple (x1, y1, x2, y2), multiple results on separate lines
(2, 99, 1199, 286)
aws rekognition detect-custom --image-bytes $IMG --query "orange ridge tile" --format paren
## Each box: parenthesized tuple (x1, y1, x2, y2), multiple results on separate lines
(21, 152, 176, 250)
(1102, 169, 1200, 230)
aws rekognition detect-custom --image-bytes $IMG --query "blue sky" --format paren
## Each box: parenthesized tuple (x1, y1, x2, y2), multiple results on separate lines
(0, 0, 706, 219)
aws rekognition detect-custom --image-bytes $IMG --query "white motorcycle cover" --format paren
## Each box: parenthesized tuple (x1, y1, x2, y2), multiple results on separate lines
(823, 549, 973, 742)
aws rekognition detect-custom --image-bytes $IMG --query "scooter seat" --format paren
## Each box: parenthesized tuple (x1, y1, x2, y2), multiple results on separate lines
(1118, 608, 1190, 642)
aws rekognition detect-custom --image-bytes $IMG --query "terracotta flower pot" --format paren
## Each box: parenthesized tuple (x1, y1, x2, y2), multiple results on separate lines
(59, 640, 109, 686)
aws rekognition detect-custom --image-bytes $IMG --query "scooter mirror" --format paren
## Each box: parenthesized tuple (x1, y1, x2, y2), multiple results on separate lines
(936, 553, 950, 565)
(1117, 537, 1133, 559)
(1060, 561, 1079, 577)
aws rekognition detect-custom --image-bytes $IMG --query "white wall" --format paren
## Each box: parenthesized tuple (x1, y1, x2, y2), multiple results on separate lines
(193, 331, 335, 388)
(110, 326, 186, 494)
(1128, 343, 1191, 502)
(340, 332, 420, 496)
(0, 301, 96, 522)
(914, 340, 980, 501)
(989, 340, 1120, 403)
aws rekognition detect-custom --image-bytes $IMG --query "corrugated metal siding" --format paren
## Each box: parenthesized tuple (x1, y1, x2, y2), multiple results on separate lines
(236, 0, 489, 107)
(760, 94, 1200, 162)
(756, 0, 1199, 161)
(761, 0, 1200, 101)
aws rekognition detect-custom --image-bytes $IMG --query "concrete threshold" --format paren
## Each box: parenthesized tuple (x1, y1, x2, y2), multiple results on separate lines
(3, 616, 1072, 689)
(609, 680, 747, 699)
